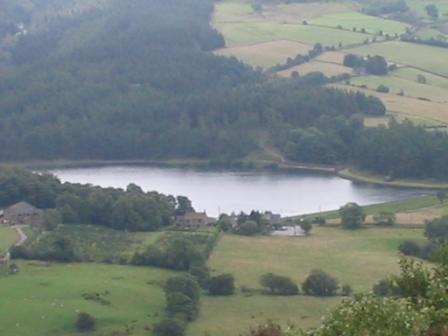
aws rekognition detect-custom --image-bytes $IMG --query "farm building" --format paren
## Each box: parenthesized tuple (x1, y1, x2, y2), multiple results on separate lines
(176, 212, 215, 229)
(1, 201, 43, 226)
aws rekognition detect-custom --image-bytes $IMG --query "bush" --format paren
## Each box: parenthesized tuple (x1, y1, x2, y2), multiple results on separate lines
(235, 220, 260, 236)
(164, 275, 200, 321)
(302, 270, 338, 296)
(399, 240, 420, 256)
(373, 279, 401, 297)
(208, 274, 235, 296)
(339, 203, 365, 229)
(76, 312, 96, 332)
(341, 284, 353, 296)
(153, 319, 185, 336)
(376, 84, 390, 93)
(260, 273, 299, 295)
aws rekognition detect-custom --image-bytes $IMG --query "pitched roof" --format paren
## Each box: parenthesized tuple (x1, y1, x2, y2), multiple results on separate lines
(5, 201, 41, 215)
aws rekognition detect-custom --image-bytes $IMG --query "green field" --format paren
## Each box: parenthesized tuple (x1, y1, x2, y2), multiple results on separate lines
(405, 0, 448, 19)
(27, 224, 162, 263)
(346, 41, 448, 77)
(188, 294, 340, 336)
(309, 11, 409, 35)
(350, 73, 448, 103)
(0, 262, 173, 336)
(0, 226, 17, 255)
(216, 21, 369, 47)
(188, 227, 424, 335)
(393, 67, 448, 89)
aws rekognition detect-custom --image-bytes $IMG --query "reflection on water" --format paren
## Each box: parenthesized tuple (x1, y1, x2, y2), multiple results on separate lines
(51, 166, 431, 217)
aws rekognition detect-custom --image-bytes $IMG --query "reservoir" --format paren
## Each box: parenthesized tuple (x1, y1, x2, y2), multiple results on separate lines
(51, 166, 431, 217)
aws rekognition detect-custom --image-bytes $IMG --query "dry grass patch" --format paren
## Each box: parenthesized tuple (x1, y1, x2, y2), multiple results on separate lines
(333, 84, 448, 126)
(215, 40, 312, 67)
(315, 51, 347, 64)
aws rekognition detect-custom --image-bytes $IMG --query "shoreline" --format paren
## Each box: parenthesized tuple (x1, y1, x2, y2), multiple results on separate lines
(1, 159, 446, 190)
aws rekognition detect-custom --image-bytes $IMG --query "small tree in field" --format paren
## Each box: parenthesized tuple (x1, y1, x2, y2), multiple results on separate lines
(302, 270, 339, 296)
(260, 273, 299, 295)
(299, 219, 312, 235)
(339, 203, 365, 229)
(208, 273, 235, 296)
(76, 312, 96, 332)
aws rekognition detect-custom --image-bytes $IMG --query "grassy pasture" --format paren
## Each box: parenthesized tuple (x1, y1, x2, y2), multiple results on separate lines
(216, 21, 370, 47)
(393, 67, 448, 89)
(208, 228, 423, 292)
(0, 261, 172, 336)
(0, 226, 17, 255)
(346, 41, 448, 77)
(27, 224, 162, 263)
(214, 1, 358, 25)
(350, 74, 448, 103)
(215, 40, 312, 68)
(188, 294, 341, 336)
(309, 12, 409, 35)
(332, 84, 448, 127)
(278, 61, 352, 77)
(188, 227, 424, 335)
(405, 0, 448, 20)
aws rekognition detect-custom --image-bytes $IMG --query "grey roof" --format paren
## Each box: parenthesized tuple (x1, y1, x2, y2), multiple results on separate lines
(5, 201, 42, 215)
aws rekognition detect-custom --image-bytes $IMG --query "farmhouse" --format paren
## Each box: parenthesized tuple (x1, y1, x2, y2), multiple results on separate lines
(176, 212, 215, 229)
(1, 201, 43, 226)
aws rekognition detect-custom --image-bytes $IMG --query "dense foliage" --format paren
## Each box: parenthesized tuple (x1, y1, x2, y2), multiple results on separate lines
(0, 167, 177, 231)
(0, 0, 387, 164)
(208, 274, 236, 296)
(260, 273, 300, 295)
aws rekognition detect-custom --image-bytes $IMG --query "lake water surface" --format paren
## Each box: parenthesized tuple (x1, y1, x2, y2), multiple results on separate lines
(51, 166, 431, 217)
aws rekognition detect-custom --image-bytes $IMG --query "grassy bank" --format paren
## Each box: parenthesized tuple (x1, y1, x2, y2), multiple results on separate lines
(339, 168, 448, 189)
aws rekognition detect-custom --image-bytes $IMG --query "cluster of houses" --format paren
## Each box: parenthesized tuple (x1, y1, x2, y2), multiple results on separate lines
(0, 201, 43, 226)
(0, 201, 303, 236)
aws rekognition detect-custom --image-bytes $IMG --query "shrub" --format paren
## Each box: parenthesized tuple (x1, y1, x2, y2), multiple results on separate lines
(208, 274, 235, 296)
(302, 270, 338, 296)
(76, 312, 96, 332)
(153, 319, 185, 336)
(339, 203, 365, 229)
(260, 273, 299, 295)
(376, 84, 390, 93)
(399, 240, 420, 256)
(341, 284, 353, 296)
(235, 220, 260, 236)
(372, 279, 399, 297)
(164, 275, 200, 321)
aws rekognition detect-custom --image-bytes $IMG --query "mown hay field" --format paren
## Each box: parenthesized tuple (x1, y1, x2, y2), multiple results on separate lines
(215, 40, 312, 68)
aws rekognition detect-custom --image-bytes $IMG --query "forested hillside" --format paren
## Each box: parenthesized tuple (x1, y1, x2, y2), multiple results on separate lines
(0, 0, 384, 161)
(1, 0, 447, 179)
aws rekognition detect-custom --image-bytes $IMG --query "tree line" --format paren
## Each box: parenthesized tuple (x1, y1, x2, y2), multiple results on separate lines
(0, 167, 184, 231)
